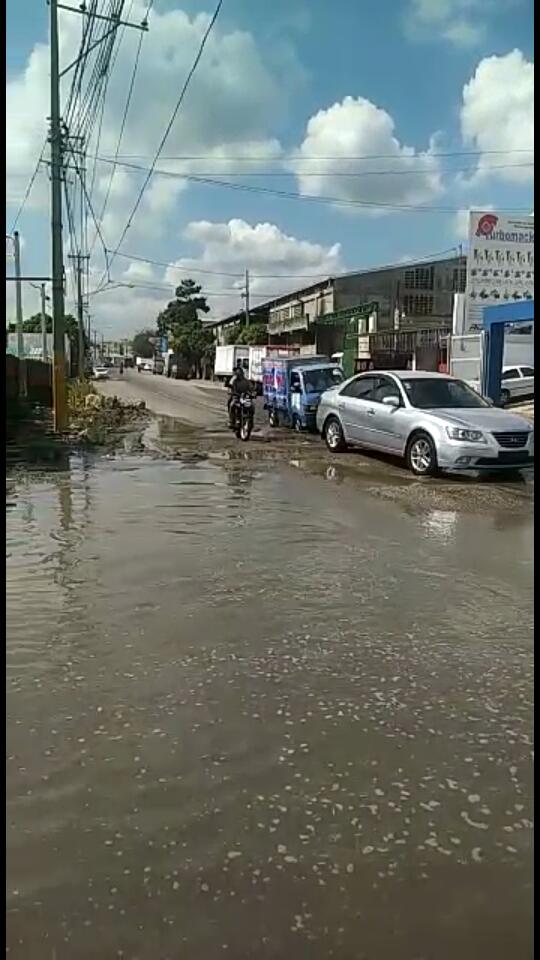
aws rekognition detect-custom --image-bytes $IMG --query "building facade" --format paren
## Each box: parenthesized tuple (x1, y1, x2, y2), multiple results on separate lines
(267, 255, 467, 349)
(211, 255, 467, 368)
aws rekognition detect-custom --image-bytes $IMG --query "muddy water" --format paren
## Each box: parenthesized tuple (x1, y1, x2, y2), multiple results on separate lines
(6, 450, 533, 959)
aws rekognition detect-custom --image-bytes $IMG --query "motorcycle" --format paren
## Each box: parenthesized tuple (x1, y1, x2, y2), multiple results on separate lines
(230, 391, 255, 441)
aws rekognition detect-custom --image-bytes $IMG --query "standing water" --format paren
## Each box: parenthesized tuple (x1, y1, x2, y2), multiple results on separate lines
(7, 451, 533, 959)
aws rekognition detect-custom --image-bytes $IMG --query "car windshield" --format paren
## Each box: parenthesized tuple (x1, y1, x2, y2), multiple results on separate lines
(401, 377, 490, 409)
(302, 367, 344, 393)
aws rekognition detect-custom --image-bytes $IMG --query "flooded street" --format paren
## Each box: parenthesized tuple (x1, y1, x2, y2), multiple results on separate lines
(6, 443, 533, 959)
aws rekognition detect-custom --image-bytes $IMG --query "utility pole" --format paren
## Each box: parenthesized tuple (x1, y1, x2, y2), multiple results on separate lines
(30, 280, 49, 361)
(13, 232, 23, 358)
(44, 0, 148, 416)
(50, 0, 67, 431)
(244, 269, 250, 327)
(68, 252, 89, 379)
(40, 284, 48, 362)
(13, 231, 27, 396)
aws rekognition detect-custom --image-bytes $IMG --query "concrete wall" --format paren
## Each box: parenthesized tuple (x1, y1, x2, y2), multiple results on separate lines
(449, 331, 534, 382)
(6, 356, 53, 405)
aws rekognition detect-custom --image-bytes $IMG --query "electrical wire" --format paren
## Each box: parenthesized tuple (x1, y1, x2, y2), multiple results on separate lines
(104, 0, 224, 280)
(89, 2, 152, 255)
(100, 147, 535, 162)
(87, 159, 534, 178)
(9, 139, 48, 233)
(66, 144, 111, 281)
(92, 156, 533, 213)
(109, 245, 463, 280)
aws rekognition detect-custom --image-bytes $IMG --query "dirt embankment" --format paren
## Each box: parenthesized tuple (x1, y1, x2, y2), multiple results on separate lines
(67, 383, 149, 446)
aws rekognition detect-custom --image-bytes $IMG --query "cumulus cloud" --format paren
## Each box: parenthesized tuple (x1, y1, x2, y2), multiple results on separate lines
(452, 204, 494, 241)
(164, 218, 344, 319)
(6, 1, 295, 245)
(404, 0, 487, 47)
(460, 50, 534, 184)
(290, 96, 443, 212)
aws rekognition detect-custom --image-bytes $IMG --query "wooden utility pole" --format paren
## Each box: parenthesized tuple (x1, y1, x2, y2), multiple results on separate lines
(50, 0, 67, 431)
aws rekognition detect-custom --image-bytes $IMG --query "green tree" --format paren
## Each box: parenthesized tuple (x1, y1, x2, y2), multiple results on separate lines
(131, 329, 156, 358)
(235, 323, 268, 346)
(225, 321, 268, 346)
(8, 313, 79, 339)
(156, 279, 214, 378)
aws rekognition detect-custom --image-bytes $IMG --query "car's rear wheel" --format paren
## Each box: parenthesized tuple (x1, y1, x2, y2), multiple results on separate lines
(324, 416, 347, 452)
(406, 431, 438, 477)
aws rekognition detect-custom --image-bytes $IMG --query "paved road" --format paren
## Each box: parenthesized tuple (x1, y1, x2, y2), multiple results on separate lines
(97, 370, 227, 427)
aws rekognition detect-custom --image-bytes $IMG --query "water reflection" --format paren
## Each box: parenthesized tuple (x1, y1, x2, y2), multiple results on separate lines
(6, 452, 533, 960)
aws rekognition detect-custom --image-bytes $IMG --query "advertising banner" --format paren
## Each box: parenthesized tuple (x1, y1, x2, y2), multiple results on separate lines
(465, 211, 534, 333)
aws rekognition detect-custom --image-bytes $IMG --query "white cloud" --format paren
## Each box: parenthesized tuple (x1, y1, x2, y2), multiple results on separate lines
(164, 218, 344, 319)
(6, 42, 51, 214)
(6, 2, 296, 246)
(452, 204, 494, 241)
(460, 50, 534, 184)
(290, 96, 443, 212)
(404, 0, 487, 47)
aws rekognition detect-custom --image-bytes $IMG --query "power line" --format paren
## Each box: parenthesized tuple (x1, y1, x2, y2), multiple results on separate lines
(99, 147, 535, 162)
(9, 140, 48, 233)
(104, 0, 224, 279)
(87, 158, 534, 178)
(93, 156, 533, 213)
(65, 144, 111, 281)
(89, 3, 151, 255)
(109, 245, 462, 280)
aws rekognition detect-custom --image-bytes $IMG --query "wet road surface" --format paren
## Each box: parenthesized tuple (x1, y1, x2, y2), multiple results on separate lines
(102, 371, 534, 517)
(6, 438, 533, 959)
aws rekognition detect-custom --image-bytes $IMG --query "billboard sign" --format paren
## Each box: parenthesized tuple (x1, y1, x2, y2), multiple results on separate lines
(465, 211, 534, 333)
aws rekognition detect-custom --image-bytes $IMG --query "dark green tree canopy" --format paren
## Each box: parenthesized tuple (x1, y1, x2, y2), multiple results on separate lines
(131, 329, 156, 359)
(157, 279, 214, 373)
(8, 313, 80, 341)
(225, 322, 267, 346)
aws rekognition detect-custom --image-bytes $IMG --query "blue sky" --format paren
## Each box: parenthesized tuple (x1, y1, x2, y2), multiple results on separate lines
(6, 0, 534, 335)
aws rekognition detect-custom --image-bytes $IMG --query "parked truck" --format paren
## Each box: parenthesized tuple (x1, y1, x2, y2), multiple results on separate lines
(262, 354, 344, 432)
(214, 345, 249, 385)
(215, 344, 300, 392)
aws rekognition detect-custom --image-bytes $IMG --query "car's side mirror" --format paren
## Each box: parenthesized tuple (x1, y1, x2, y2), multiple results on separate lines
(382, 395, 400, 408)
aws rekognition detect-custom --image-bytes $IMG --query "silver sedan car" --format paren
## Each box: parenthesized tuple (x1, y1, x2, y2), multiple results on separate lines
(316, 370, 534, 476)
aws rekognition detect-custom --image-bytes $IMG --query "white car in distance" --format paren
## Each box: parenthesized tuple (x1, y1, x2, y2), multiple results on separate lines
(469, 366, 534, 405)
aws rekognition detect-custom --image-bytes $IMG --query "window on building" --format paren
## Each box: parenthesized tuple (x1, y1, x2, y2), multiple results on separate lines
(403, 267, 434, 290)
(403, 294, 434, 316)
(452, 267, 467, 292)
(292, 303, 303, 319)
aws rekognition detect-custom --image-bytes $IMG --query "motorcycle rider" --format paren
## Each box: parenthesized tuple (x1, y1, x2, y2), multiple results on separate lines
(228, 363, 252, 427)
